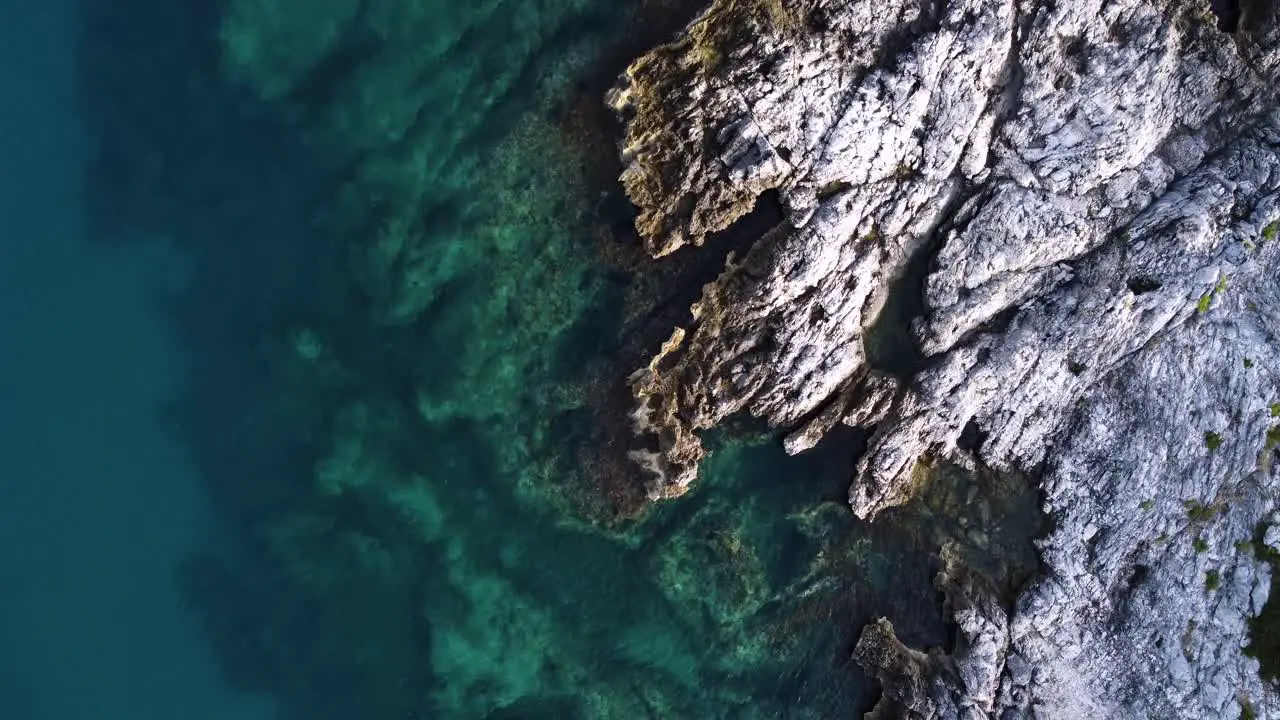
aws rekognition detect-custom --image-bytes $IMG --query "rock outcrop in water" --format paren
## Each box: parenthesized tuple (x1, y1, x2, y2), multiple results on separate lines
(854, 544, 1010, 719)
(613, 0, 1280, 715)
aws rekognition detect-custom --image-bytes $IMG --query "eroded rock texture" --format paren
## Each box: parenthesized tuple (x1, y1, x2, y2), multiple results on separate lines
(854, 544, 1010, 719)
(614, 0, 1280, 715)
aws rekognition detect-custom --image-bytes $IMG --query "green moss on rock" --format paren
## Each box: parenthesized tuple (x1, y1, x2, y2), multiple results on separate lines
(1185, 499, 1228, 522)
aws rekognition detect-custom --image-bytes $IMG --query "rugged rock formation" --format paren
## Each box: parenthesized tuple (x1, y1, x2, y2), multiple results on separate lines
(613, 0, 1280, 715)
(855, 544, 1009, 719)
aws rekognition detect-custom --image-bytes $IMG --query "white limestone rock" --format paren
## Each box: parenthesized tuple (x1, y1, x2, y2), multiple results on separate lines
(614, 0, 1280, 715)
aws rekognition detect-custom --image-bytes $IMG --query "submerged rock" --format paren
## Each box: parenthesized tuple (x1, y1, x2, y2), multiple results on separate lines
(614, 0, 1280, 715)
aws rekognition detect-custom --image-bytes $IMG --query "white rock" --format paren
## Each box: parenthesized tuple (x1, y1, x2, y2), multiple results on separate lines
(613, 0, 1280, 716)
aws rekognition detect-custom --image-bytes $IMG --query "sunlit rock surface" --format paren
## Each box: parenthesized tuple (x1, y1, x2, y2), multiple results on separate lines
(615, 0, 1280, 715)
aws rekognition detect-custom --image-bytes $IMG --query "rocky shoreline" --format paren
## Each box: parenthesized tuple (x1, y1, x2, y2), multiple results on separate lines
(613, 0, 1280, 716)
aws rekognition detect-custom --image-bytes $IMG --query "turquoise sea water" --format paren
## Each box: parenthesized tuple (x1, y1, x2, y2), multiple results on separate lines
(2, 1, 967, 717)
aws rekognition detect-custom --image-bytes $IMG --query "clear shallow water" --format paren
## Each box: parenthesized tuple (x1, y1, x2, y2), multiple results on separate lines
(9, 1, 970, 718)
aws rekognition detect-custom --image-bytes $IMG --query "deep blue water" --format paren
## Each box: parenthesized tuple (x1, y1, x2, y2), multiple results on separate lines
(0, 2, 271, 717)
